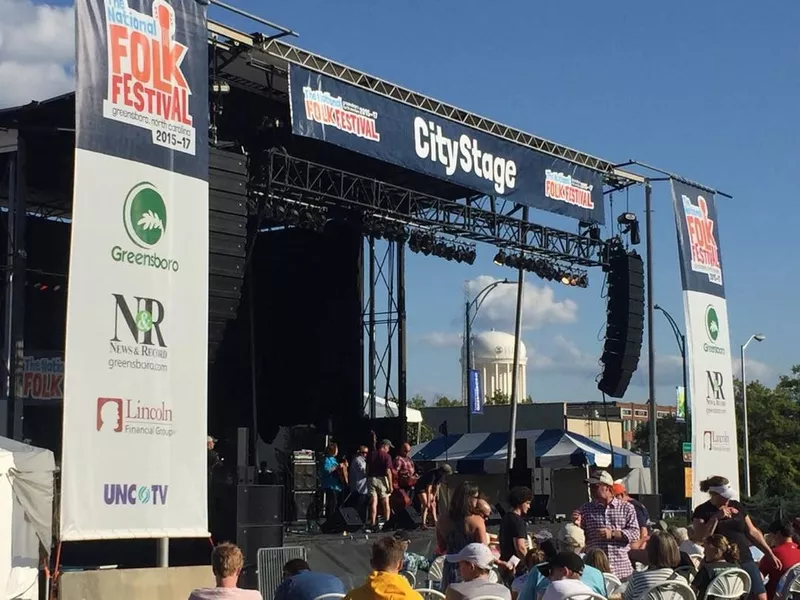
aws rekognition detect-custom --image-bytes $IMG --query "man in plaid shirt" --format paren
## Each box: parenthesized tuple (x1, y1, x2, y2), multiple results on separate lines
(573, 470, 640, 580)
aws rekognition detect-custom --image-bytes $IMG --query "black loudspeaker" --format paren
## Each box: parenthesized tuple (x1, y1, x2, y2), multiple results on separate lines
(236, 525, 284, 564)
(208, 149, 247, 363)
(394, 506, 422, 529)
(636, 494, 662, 520)
(237, 485, 283, 525)
(598, 246, 644, 398)
(292, 462, 317, 491)
(323, 507, 363, 533)
(292, 491, 318, 522)
(530, 495, 549, 519)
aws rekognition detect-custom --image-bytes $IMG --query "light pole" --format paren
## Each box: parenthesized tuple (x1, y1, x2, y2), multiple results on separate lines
(655, 304, 689, 519)
(741, 333, 766, 498)
(463, 278, 515, 432)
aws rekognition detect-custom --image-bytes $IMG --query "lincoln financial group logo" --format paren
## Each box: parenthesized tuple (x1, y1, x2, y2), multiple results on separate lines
(96, 397, 175, 437)
(111, 182, 180, 272)
(109, 294, 169, 372)
(702, 430, 732, 452)
(703, 305, 726, 355)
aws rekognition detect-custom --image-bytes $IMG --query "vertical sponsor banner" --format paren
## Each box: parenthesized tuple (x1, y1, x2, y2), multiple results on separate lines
(468, 369, 483, 415)
(671, 180, 738, 507)
(676, 386, 686, 421)
(62, 0, 208, 539)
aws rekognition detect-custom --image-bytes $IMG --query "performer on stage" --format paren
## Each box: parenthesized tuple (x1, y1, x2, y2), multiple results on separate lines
(322, 443, 347, 521)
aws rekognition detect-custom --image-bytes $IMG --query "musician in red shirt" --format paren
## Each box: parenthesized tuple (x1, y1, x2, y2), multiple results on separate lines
(760, 519, 800, 599)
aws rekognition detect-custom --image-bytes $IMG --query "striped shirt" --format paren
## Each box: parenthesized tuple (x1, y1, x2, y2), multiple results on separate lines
(579, 498, 640, 580)
(622, 568, 677, 600)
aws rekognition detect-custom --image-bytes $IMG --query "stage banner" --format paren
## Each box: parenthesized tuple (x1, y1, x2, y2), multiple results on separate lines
(468, 369, 483, 415)
(671, 179, 738, 507)
(289, 64, 605, 225)
(61, 0, 209, 540)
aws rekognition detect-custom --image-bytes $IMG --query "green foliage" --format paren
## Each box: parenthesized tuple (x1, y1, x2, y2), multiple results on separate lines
(434, 395, 463, 407)
(484, 391, 533, 405)
(632, 415, 688, 507)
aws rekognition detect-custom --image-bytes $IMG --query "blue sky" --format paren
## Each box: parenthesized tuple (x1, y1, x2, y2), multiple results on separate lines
(4, 0, 798, 405)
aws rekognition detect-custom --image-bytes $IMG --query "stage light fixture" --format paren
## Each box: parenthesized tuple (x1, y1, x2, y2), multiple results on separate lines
(493, 251, 506, 266)
(560, 273, 571, 285)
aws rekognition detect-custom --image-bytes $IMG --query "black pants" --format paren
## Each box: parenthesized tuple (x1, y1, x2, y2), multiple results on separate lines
(324, 488, 341, 520)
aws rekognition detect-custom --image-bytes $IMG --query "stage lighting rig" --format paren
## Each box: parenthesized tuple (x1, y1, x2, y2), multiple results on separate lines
(492, 251, 588, 288)
(616, 212, 640, 245)
(408, 231, 476, 264)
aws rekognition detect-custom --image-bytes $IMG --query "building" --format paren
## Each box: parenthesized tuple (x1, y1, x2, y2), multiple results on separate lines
(564, 401, 678, 449)
(422, 402, 623, 449)
(463, 330, 527, 401)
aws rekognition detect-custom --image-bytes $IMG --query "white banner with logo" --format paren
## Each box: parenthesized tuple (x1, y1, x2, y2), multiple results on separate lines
(61, 0, 209, 540)
(671, 180, 739, 507)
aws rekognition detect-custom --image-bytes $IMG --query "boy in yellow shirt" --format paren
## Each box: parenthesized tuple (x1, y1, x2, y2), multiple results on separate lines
(346, 537, 423, 600)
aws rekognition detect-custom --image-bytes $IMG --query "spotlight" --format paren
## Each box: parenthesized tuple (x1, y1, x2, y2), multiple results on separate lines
(465, 249, 476, 265)
(285, 207, 301, 227)
(560, 272, 571, 285)
(493, 251, 506, 266)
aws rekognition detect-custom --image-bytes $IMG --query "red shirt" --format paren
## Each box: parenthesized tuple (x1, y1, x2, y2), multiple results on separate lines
(760, 541, 800, 599)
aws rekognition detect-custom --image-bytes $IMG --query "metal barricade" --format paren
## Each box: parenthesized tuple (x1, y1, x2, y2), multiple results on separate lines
(257, 546, 308, 600)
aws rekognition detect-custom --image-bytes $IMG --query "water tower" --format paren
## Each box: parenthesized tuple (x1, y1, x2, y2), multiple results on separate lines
(464, 330, 527, 401)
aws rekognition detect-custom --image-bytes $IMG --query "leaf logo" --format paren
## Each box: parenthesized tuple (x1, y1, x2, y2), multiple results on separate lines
(123, 183, 168, 249)
(705, 305, 720, 343)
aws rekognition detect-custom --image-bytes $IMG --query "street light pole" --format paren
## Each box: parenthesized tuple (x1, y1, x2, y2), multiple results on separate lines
(741, 333, 766, 498)
(464, 279, 514, 432)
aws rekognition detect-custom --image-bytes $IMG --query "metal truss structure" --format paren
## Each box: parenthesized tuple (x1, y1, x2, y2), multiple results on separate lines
(253, 150, 609, 268)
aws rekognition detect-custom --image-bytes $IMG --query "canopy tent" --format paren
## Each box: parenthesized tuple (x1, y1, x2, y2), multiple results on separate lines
(410, 429, 647, 474)
(362, 393, 423, 423)
(0, 436, 55, 600)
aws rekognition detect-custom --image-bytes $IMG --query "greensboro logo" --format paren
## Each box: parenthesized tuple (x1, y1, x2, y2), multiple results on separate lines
(124, 183, 167, 248)
(112, 183, 179, 271)
(702, 305, 726, 356)
(705, 306, 719, 342)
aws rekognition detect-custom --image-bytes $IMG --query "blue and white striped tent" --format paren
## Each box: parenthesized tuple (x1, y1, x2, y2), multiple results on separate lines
(410, 429, 647, 475)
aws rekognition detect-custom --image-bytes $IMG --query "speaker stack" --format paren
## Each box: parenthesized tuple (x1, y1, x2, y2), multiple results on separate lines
(598, 245, 645, 398)
(290, 450, 317, 523)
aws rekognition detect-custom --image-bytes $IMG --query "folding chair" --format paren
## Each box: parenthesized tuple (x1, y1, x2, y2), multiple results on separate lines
(701, 568, 751, 600)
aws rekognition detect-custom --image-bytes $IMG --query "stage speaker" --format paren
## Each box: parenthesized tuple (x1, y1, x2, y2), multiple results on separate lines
(323, 507, 363, 533)
(636, 494, 662, 520)
(292, 491, 318, 523)
(236, 485, 283, 525)
(236, 524, 284, 565)
(530, 495, 549, 519)
(208, 148, 248, 363)
(598, 246, 644, 398)
(394, 506, 422, 530)
(292, 462, 317, 492)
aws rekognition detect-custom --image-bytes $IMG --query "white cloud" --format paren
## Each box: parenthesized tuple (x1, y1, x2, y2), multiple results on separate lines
(527, 335, 599, 377)
(417, 331, 462, 348)
(0, 0, 75, 108)
(466, 275, 578, 331)
(731, 357, 772, 381)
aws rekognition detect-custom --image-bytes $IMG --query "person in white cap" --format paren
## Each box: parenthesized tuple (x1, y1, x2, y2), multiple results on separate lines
(692, 475, 778, 600)
(572, 470, 639, 580)
(444, 543, 511, 600)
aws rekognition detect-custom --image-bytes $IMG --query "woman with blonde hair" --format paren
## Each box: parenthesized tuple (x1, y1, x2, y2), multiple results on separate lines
(691, 534, 740, 599)
(623, 531, 682, 600)
(583, 548, 611, 574)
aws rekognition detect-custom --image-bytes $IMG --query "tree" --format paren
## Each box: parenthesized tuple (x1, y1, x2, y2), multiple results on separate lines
(434, 395, 463, 407)
(632, 415, 686, 507)
(483, 391, 532, 405)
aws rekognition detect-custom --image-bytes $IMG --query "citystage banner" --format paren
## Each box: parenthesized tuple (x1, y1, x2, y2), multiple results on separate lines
(61, 0, 209, 540)
(671, 179, 738, 507)
(289, 64, 606, 225)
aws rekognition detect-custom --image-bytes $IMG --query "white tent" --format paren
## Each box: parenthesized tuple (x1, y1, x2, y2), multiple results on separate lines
(362, 393, 423, 423)
(0, 437, 55, 600)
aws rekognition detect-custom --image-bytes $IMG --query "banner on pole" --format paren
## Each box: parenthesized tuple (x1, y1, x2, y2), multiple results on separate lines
(288, 64, 606, 225)
(671, 179, 738, 507)
(676, 386, 686, 421)
(61, 0, 209, 540)
(468, 369, 483, 415)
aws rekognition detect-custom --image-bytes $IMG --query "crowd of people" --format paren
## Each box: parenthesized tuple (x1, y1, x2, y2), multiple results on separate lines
(189, 470, 800, 600)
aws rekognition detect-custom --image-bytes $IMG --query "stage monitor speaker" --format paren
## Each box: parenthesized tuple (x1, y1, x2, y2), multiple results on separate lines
(291, 491, 318, 523)
(236, 524, 284, 565)
(636, 494, 662, 520)
(598, 247, 644, 398)
(322, 507, 362, 533)
(292, 462, 317, 491)
(236, 485, 283, 526)
(394, 506, 422, 530)
(208, 148, 248, 363)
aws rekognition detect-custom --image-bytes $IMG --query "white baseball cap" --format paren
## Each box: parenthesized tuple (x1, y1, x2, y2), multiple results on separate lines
(446, 543, 495, 570)
(586, 470, 614, 486)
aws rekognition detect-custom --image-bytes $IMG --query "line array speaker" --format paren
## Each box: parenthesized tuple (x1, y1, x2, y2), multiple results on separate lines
(208, 148, 248, 363)
(598, 247, 644, 398)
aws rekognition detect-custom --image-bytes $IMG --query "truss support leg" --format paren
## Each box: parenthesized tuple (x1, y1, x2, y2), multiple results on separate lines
(3, 134, 26, 440)
(397, 239, 407, 441)
(368, 236, 376, 420)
